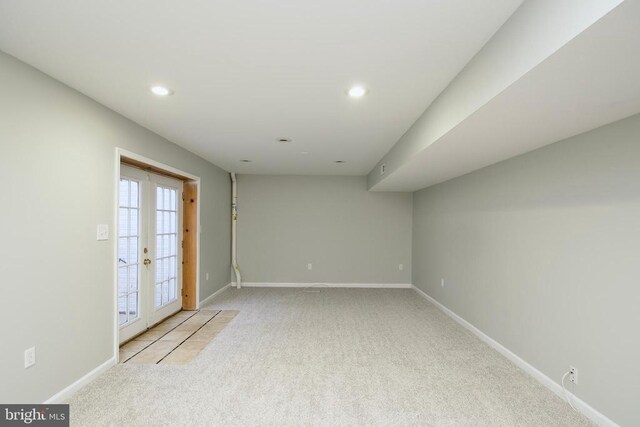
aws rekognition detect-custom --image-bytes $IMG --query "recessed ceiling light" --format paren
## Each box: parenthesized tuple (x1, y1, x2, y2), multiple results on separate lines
(240, 159, 252, 163)
(347, 85, 368, 98)
(277, 137, 292, 143)
(334, 160, 346, 164)
(150, 86, 173, 96)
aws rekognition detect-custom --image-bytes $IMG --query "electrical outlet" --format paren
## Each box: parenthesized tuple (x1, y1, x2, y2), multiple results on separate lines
(380, 163, 386, 175)
(569, 366, 578, 384)
(441, 278, 445, 288)
(307, 263, 313, 270)
(24, 347, 36, 368)
(399, 264, 404, 271)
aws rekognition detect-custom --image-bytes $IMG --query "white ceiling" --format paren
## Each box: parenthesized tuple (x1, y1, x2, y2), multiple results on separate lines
(372, 0, 640, 191)
(0, 0, 522, 174)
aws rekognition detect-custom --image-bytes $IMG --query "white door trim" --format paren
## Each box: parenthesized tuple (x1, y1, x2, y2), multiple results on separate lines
(113, 148, 201, 361)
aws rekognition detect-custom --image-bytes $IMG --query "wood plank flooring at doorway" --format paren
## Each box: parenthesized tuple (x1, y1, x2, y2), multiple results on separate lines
(119, 309, 239, 365)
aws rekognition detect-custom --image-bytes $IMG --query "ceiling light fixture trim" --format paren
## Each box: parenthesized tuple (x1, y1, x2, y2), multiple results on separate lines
(150, 85, 173, 96)
(347, 85, 368, 98)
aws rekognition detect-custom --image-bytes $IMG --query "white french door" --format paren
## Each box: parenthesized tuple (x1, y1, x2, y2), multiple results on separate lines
(119, 165, 183, 343)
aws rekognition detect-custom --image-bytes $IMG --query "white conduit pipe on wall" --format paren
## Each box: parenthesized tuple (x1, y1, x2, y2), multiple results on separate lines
(230, 173, 242, 289)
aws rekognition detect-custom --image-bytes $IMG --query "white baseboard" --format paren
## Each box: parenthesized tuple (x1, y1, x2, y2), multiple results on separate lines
(44, 282, 234, 404)
(44, 357, 116, 404)
(239, 282, 412, 288)
(411, 285, 618, 427)
(199, 282, 232, 307)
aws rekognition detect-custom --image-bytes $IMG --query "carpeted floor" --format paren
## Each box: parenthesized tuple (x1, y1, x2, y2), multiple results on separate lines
(69, 288, 591, 426)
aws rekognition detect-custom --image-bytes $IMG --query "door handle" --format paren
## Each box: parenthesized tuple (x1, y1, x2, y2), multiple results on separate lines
(144, 258, 152, 265)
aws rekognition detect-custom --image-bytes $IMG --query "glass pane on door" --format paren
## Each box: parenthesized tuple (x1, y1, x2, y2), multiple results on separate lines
(155, 185, 179, 308)
(118, 178, 141, 325)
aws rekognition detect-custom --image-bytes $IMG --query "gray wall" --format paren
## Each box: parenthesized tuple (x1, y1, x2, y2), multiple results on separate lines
(237, 175, 412, 284)
(412, 113, 640, 426)
(0, 51, 230, 403)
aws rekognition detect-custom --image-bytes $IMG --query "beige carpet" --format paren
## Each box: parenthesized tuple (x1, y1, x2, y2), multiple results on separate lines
(69, 288, 590, 426)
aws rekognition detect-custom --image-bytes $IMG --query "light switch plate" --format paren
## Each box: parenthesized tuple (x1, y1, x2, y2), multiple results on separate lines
(97, 224, 109, 241)
(25, 347, 36, 368)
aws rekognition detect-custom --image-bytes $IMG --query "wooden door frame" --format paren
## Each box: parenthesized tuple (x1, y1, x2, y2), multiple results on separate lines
(113, 148, 201, 360)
